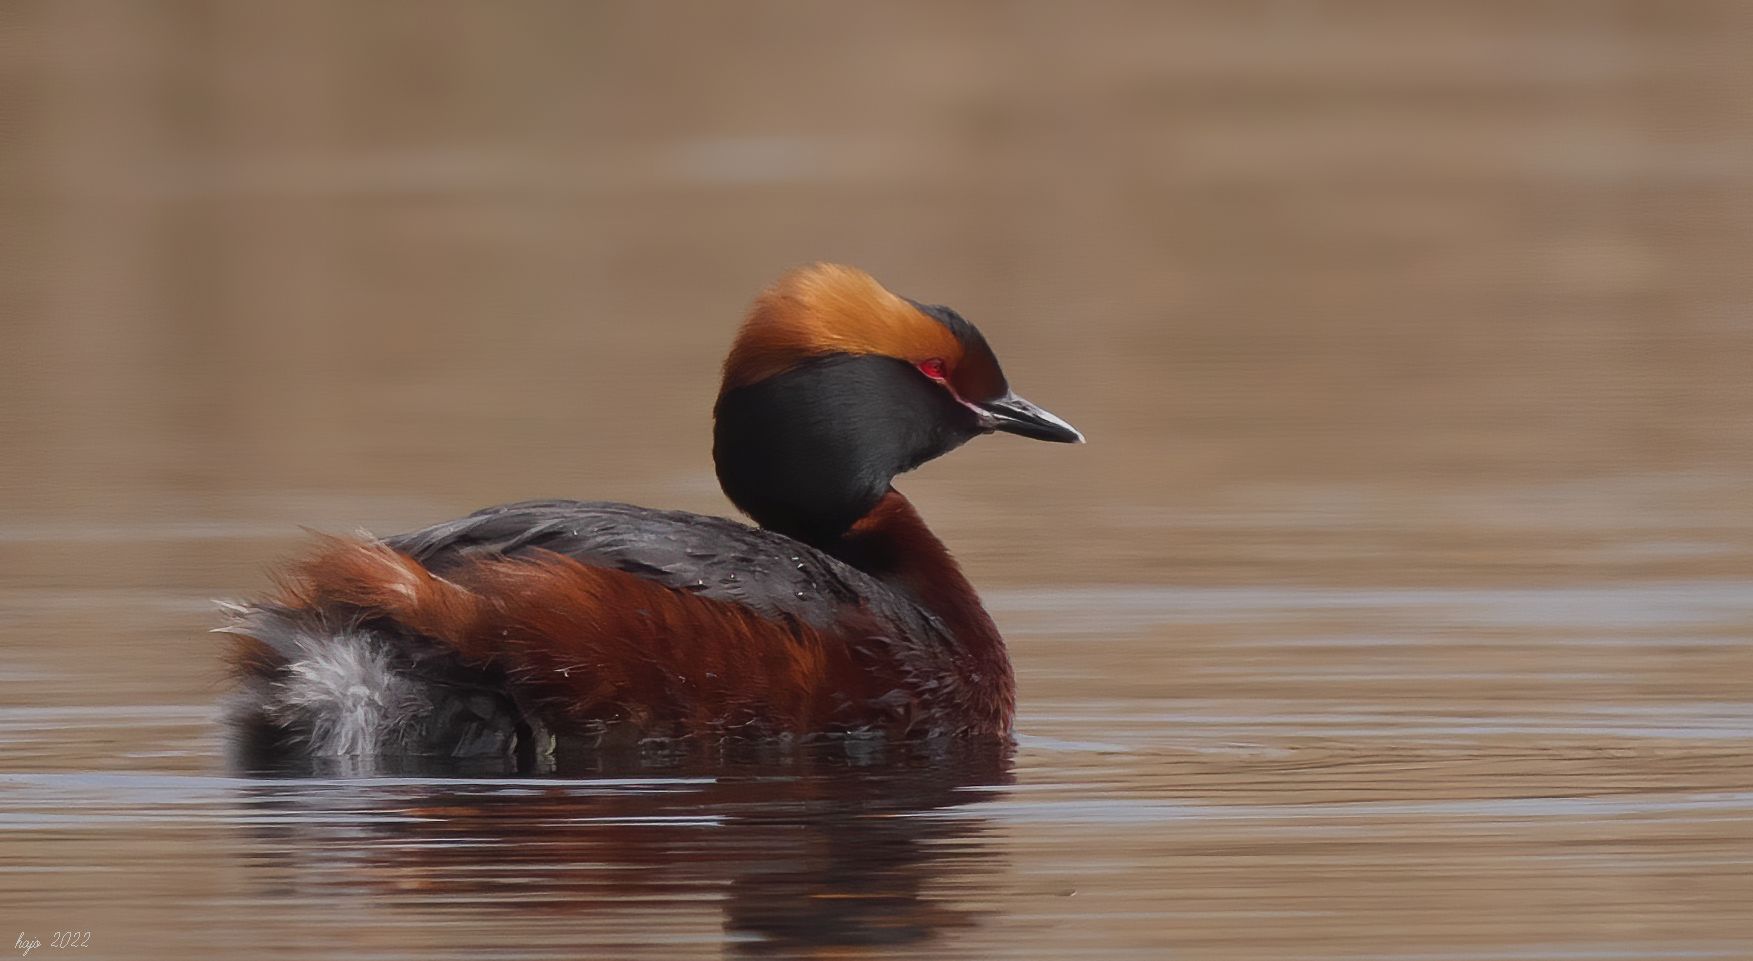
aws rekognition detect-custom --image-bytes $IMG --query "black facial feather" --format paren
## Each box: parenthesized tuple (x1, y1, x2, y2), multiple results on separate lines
(713, 353, 982, 545)
(904, 299, 980, 343)
(904, 298, 1010, 398)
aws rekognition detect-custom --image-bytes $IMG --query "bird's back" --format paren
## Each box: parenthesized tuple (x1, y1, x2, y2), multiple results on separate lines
(387, 500, 950, 638)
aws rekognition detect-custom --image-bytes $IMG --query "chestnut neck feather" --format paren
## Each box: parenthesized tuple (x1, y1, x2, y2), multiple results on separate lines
(830, 489, 1005, 662)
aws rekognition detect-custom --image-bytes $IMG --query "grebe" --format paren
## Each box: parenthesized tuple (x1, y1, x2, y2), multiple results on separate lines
(223, 264, 1081, 762)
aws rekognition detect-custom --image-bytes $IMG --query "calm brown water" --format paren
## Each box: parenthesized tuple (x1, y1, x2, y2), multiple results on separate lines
(4, 3, 1753, 959)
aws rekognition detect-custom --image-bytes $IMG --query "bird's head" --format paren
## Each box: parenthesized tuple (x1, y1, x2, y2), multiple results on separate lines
(713, 263, 1081, 544)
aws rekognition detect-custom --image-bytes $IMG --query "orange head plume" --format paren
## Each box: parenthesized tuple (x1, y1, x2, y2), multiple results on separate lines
(720, 263, 1007, 402)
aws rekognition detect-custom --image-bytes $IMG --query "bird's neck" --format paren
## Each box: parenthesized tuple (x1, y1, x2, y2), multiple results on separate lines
(828, 490, 1005, 660)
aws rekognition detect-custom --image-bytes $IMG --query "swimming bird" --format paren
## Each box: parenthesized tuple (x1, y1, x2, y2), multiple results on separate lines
(223, 264, 1082, 764)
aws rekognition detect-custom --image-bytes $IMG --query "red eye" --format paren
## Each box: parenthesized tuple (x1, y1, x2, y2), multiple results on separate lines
(918, 358, 949, 381)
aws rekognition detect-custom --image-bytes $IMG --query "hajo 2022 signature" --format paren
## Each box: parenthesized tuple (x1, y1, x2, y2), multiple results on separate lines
(14, 933, 90, 957)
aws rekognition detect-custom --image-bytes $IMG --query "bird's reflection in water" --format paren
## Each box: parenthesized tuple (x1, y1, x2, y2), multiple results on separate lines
(235, 739, 1012, 956)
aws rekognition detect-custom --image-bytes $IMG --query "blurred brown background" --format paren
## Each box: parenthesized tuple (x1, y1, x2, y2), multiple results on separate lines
(3, 5, 1753, 958)
(5, 0, 1750, 593)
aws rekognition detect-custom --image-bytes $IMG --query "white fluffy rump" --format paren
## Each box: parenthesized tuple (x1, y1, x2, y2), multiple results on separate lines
(220, 604, 528, 761)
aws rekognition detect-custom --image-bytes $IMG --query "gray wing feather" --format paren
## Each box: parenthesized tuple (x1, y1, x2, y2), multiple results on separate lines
(384, 500, 946, 639)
